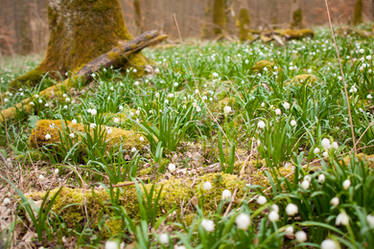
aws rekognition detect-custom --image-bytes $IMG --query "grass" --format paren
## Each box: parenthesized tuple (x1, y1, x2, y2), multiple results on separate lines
(0, 24, 374, 248)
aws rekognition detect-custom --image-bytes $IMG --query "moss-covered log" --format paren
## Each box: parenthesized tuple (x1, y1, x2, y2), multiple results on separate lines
(26, 173, 245, 236)
(0, 30, 167, 124)
(8, 0, 149, 91)
(29, 119, 147, 151)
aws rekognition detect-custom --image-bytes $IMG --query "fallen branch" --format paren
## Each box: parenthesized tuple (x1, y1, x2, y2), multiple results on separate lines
(0, 30, 167, 124)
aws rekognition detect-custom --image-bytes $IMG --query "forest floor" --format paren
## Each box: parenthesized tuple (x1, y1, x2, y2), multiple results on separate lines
(0, 25, 374, 249)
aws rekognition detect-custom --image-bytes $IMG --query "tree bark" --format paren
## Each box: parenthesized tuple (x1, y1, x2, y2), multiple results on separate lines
(8, 0, 148, 91)
(14, 0, 34, 54)
(353, 0, 363, 25)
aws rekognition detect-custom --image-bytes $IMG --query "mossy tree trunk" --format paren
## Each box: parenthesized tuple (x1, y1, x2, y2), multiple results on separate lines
(8, 0, 147, 91)
(133, 0, 143, 33)
(237, 8, 251, 42)
(290, 0, 303, 29)
(213, 0, 227, 36)
(14, 0, 33, 55)
(353, 0, 363, 25)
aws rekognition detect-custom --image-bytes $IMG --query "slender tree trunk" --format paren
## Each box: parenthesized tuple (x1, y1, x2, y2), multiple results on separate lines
(353, 0, 363, 25)
(14, 0, 33, 54)
(290, 0, 303, 29)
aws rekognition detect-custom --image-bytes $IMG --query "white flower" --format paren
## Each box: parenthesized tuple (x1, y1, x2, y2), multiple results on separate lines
(272, 204, 279, 212)
(336, 211, 349, 226)
(201, 219, 215, 232)
(54, 168, 59, 174)
(257, 120, 266, 129)
(38, 174, 45, 180)
(203, 181, 212, 191)
(168, 163, 176, 172)
(285, 226, 294, 236)
(2, 197, 11, 205)
(106, 128, 113, 134)
(139, 136, 144, 142)
(268, 211, 279, 222)
(72, 119, 77, 124)
(349, 85, 357, 93)
(90, 109, 97, 115)
(222, 189, 232, 201)
(330, 197, 339, 207)
(174, 246, 186, 249)
(366, 214, 374, 228)
(290, 120, 297, 127)
(304, 175, 312, 182)
(235, 213, 251, 230)
(286, 203, 298, 216)
(45, 134, 52, 140)
(105, 240, 120, 249)
(257, 195, 267, 205)
(159, 233, 169, 245)
(173, 82, 179, 87)
(261, 102, 265, 107)
(331, 142, 338, 149)
(119, 105, 124, 111)
(212, 72, 219, 78)
(367, 94, 373, 99)
(114, 118, 120, 123)
(134, 81, 140, 86)
(313, 147, 320, 154)
(321, 239, 338, 249)
(323, 151, 329, 157)
(295, 231, 307, 242)
(343, 179, 351, 190)
(301, 180, 310, 190)
(275, 108, 282, 115)
(283, 102, 290, 109)
(69, 133, 75, 138)
(318, 174, 326, 183)
(223, 106, 232, 115)
(321, 138, 331, 150)
(90, 123, 96, 129)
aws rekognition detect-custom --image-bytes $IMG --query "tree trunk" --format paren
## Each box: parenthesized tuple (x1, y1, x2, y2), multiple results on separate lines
(8, 0, 148, 91)
(353, 0, 363, 25)
(14, 0, 34, 54)
(290, 0, 303, 29)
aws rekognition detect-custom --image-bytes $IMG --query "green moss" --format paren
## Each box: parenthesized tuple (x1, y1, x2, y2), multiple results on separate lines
(252, 60, 275, 72)
(237, 8, 251, 42)
(212, 0, 227, 35)
(8, 69, 45, 90)
(291, 8, 303, 29)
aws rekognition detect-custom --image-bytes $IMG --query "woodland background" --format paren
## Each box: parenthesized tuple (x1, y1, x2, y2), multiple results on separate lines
(0, 0, 374, 56)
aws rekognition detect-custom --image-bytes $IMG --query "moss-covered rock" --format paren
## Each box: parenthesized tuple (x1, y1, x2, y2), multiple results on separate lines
(29, 119, 147, 151)
(287, 74, 317, 86)
(8, 0, 148, 91)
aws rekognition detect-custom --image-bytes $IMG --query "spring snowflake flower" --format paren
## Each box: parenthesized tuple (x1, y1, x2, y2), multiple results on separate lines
(90, 123, 96, 129)
(114, 117, 120, 123)
(321, 138, 331, 150)
(322, 151, 329, 157)
(38, 174, 45, 180)
(331, 141, 338, 149)
(105, 240, 122, 249)
(106, 128, 113, 135)
(290, 120, 297, 127)
(330, 197, 339, 207)
(72, 119, 77, 124)
(301, 180, 310, 190)
(257, 196, 267, 205)
(45, 134, 52, 140)
(159, 233, 169, 245)
(212, 72, 219, 78)
(336, 211, 349, 226)
(222, 189, 232, 201)
(272, 204, 279, 212)
(2, 198, 11, 205)
(268, 211, 279, 222)
(261, 102, 265, 107)
(366, 214, 374, 228)
(275, 108, 281, 115)
(223, 106, 232, 115)
(54, 168, 59, 174)
(69, 133, 75, 138)
(313, 147, 320, 154)
(201, 219, 215, 232)
(174, 246, 186, 249)
(318, 174, 325, 183)
(285, 226, 294, 236)
(295, 231, 307, 242)
(257, 120, 266, 129)
(203, 181, 212, 191)
(343, 179, 351, 190)
(134, 81, 140, 86)
(286, 203, 298, 216)
(321, 239, 338, 249)
(139, 136, 144, 142)
(349, 85, 358, 93)
(168, 163, 176, 172)
(235, 213, 251, 230)
(367, 94, 373, 99)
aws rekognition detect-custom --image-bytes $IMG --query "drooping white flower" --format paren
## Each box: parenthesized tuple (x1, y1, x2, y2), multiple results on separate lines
(301, 180, 310, 190)
(290, 120, 297, 127)
(285, 226, 294, 236)
(257, 195, 267, 205)
(286, 203, 298, 216)
(321, 239, 338, 249)
(257, 120, 266, 129)
(336, 211, 349, 226)
(275, 108, 282, 115)
(54, 168, 59, 174)
(45, 134, 52, 140)
(105, 240, 120, 249)
(159, 233, 169, 245)
(343, 179, 351, 190)
(322, 151, 329, 157)
(2, 197, 11, 205)
(330, 197, 339, 207)
(139, 136, 145, 142)
(202, 181, 212, 191)
(235, 213, 251, 230)
(366, 214, 374, 228)
(318, 174, 326, 183)
(295, 231, 307, 242)
(222, 189, 232, 201)
(331, 141, 338, 149)
(313, 147, 320, 154)
(271, 204, 279, 212)
(168, 163, 176, 172)
(268, 211, 279, 222)
(90, 123, 96, 129)
(367, 94, 373, 99)
(69, 133, 75, 138)
(304, 175, 312, 182)
(174, 246, 186, 249)
(321, 138, 331, 150)
(223, 106, 232, 115)
(114, 117, 120, 123)
(201, 219, 215, 232)
(72, 119, 77, 124)
(38, 174, 45, 180)
(283, 102, 290, 110)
